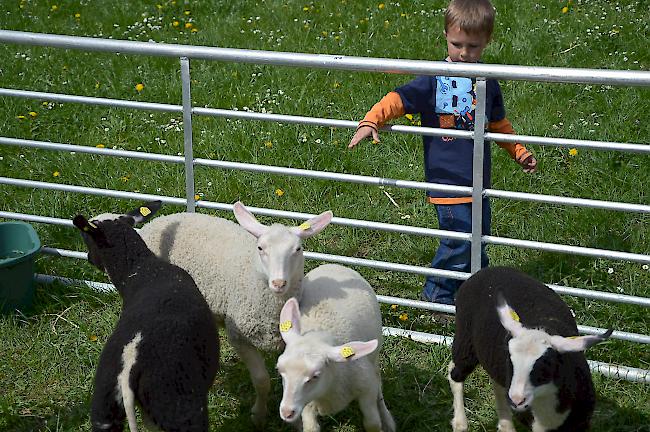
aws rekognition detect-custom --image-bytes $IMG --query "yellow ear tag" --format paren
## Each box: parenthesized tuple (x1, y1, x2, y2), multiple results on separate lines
(340, 346, 355, 359)
(298, 222, 311, 231)
(279, 320, 292, 332)
(510, 310, 520, 322)
(139, 206, 152, 217)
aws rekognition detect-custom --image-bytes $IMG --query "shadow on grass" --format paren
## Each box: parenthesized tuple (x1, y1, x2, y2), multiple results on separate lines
(0, 400, 90, 432)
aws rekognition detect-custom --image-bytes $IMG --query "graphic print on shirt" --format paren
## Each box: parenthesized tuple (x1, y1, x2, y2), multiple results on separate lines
(435, 76, 477, 130)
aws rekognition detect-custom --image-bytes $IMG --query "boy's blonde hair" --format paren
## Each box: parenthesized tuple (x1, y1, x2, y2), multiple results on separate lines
(445, 0, 495, 40)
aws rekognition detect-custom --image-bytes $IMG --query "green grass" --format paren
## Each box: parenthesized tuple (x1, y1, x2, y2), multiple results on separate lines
(1, 0, 649, 430)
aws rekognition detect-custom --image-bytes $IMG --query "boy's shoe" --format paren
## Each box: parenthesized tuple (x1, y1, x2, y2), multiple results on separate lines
(419, 292, 455, 325)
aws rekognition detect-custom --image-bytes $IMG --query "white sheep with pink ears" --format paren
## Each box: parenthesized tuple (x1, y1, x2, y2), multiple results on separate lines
(276, 263, 395, 432)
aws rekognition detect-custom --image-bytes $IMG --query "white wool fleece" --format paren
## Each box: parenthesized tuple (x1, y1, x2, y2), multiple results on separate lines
(138, 212, 301, 351)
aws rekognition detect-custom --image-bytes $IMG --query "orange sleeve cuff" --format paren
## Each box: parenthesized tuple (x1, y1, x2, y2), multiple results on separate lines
(359, 91, 405, 129)
(489, 118, 531, 162)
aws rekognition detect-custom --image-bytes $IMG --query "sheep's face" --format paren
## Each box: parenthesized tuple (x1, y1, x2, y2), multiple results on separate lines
(277, 344, 331, 423)
(507, 329, 559, 411)
(256, 225, 305, 295)
(233, 201, 333, 295)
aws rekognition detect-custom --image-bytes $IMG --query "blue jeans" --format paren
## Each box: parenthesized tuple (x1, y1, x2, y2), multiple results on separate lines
(421, 199, 491, 305)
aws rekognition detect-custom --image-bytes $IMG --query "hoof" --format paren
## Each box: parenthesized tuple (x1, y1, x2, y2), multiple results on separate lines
(451, 417, 468, 432)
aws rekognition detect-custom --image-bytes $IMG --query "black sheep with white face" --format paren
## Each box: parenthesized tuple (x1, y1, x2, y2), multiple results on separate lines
(448, 266, 612, 432)
(74, 201, 219, 432)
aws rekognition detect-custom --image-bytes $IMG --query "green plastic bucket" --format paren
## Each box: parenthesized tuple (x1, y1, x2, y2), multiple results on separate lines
(0, 222, 41, 314)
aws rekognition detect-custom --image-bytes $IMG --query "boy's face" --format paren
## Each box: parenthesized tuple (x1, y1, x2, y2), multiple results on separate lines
(444, 26, 489, 63)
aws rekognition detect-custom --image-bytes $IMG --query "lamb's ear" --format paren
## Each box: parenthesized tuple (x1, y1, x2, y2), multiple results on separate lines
(233, 201, 268, 238)
(125, 200, 163, 226)
(327, 339, 379, 363)
(550, 329, 613, 353)
(291, 210, 333, 239)
(496, 293, 524, 337)
(279, 297, 301, 344)
(73, 215, 110, 247)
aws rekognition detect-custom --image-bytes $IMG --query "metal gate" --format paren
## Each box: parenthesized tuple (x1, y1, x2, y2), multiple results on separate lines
(1, 30, 649, 382)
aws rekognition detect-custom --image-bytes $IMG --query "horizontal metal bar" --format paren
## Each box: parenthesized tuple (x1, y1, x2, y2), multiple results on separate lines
(0, 88, 181, 112)
(2, 136, 647, 215)
(304, 251, 469, 281)
(7, 219, 640, 307)
(485, 189, 650, 214)
(382, 327, 650, 383)
(0, 177, 187, 205)
(2, 30, 650, 86)
(4, 88, 646, 154)
(0, 137, 184, 163)
(194, 157, 472, 195)
(2, 181, 649, 268)
(376, 295, 650, 343)
(484, 235, 650, 265)
(485, 132, 650, 154)
(34, 273, 114, 293)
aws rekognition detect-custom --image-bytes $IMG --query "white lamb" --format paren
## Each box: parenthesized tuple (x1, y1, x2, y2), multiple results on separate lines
(277, 263, 395, 432)
(94, 201, 333, 428)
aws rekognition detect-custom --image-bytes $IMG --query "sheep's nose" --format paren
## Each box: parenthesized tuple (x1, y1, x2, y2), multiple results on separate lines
(508, 394, 528, 410)
(272, 279, 287, 290)
(280, 406, 296, 421)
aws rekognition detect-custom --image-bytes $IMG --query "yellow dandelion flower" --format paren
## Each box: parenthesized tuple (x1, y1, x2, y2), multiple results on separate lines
(173, 20, 180, 27)
(275, 188, 285, 197)
(135, 83, 144, 92)
(42, 101, 48, 106)
(378, 3, 385, 9)
(74, 13, 80, 18)
(53, 171, 60, 177)
(89, 334, 98, 342)
(120, 175, 130, 182)
(405, 113, 414, 121)
(569, 148, 578, 156)
(562, 6, 569, 13)
(184, 10, 190, 15)
(17, 115, 26, 120)
(333, 81, 341, 88)
(390, 304, 398, 311)
(303, 6, 309, 11)
(194, 194, 201, 201)
(399, 313, 408, 321)
(156, 4, 163, 9)
(321, 31, 328, 37)
(185, 22, 193, 29)
(29, 111, 38, 117)
(264, 141, 273, 148)
(191, 28, 198, 33)
(96, 144, 105, 148)
(51, 5, 58, 11)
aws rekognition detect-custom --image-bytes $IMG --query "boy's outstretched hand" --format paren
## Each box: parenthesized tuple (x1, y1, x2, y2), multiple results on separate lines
(348, 125, 380, 148)
(519, 155, 538, 173)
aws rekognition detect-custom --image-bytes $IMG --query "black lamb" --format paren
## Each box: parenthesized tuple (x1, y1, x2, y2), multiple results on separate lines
(73, 201, 219, 432)
(448, 266, 612, 432)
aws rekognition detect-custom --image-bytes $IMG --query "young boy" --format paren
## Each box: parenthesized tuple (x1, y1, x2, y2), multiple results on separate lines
(348, 0, 537, 306)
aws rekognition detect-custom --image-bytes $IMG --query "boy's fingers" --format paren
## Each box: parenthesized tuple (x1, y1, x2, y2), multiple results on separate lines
(371, 130, 381, 144)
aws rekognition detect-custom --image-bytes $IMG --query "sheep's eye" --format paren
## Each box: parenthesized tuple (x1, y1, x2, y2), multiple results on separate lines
(295, 246, 302, 252)
(257, 246, 263, 252)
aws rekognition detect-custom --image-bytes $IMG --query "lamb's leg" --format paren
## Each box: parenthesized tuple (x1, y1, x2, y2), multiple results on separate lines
(492, 381, 516, 432)
(301, 403, 320, 432)
(231, 338, 270, 429)
(448, 361, 469, 432)
(358, 392, 383, 432)
(376, 383, 396, 432)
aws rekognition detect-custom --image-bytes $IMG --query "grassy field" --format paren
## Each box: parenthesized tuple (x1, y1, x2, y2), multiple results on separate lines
(1, 0, 649, 431)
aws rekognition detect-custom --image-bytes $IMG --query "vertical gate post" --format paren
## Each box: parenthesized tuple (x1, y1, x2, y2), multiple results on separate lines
(471, 78, 487, 273)
(180, 56, 196, 212)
